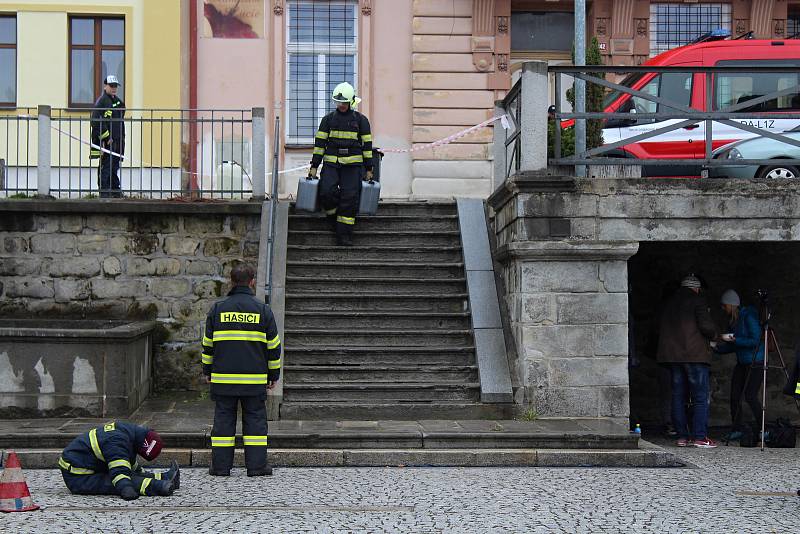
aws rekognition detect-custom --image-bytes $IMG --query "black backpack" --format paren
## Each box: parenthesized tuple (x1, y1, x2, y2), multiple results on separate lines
(765, 418, 796, 448)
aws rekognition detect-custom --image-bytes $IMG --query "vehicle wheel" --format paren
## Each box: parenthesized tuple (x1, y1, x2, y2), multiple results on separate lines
(757, 165, 800, 180)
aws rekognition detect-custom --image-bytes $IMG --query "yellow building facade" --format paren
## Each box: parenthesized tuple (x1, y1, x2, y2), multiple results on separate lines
(0, 1, 182, 192)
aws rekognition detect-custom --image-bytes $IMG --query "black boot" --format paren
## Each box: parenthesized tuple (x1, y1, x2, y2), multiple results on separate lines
(247, 465, 273, 477)
(156, 471, 178, 496)
(164, 459, 180, 489)
(208, 467, 230, 476)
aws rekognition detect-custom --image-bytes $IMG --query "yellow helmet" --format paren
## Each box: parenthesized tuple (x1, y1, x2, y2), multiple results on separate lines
(331, 82, 356, 104)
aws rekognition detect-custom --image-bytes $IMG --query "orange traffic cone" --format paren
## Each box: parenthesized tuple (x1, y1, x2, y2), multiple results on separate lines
(0, 451, 40, 512)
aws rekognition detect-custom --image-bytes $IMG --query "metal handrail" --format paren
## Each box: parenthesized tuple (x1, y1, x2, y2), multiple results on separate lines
(264, 116, 281, 305)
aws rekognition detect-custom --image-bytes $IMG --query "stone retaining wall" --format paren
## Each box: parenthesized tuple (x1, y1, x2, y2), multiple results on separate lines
(0, 200, 262, 393)
(489, 176, 800, 424)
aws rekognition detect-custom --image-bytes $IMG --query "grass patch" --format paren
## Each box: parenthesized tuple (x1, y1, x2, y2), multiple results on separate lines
(518, 406, 538, 422)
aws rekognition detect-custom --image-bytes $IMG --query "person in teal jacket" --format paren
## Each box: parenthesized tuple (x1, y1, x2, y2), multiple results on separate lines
(714, 289, 765, 436)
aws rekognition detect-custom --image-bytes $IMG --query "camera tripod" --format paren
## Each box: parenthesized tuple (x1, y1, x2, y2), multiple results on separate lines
(727, 300, 800, 451)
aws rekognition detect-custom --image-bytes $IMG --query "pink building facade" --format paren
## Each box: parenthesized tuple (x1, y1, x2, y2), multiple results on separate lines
(191, 0, 513, 199)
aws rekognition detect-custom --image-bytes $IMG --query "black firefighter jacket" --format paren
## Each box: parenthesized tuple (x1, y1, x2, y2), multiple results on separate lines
(90, 92, 125, 159)
(202, 285, 282, 396)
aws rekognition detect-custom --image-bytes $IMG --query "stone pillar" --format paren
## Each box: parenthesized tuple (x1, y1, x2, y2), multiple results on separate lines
(519, 61, 548, 173)
(499, 241, 638, 421)
(37, 105, 51, 197)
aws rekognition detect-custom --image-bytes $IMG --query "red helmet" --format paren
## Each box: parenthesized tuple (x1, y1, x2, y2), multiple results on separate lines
(138, 430, 164, 461)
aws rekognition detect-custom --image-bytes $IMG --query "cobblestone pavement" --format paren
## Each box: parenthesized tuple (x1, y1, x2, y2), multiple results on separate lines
(4, 443, 798, 533)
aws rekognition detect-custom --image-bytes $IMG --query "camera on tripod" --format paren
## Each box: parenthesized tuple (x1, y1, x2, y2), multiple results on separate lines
(756, 289, 771, 325)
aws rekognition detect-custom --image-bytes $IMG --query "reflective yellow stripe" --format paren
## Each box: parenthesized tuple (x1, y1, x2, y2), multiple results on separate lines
(201, 353, 214, 364)
(89, 428, 105, 462)
(211, 436, 236, 447)
(210, 373, 269, 384)
(90, 150, 101, 156)
(139, 478, 152, 496)
(312, 147, 325, 155)
(323, 155, 338, 163)
(795, 382, 800, 395)
(338, 154, 364, 164)
(362, 151, 373, 159)
(132, 462, 141, 472)
(112, 473, 131, 486)
(315, 130, 329, 139)
(213, 330, 268, 343)
(108, 459, 132, 470)
(99, 130, 110, 139)
(103, 110, 112, 117)
(267, 335, 280, 349)
(243, 435, 268, 446)
(155, 472, 162, 480)
(360, 134, 372, 142)
(325, 208, 337, 215)
(330, 130, 358, 139)
(268, 358, 282, 370)
(59, 458, 95, 475)
(337, 215, 355, 225)
(202, 334, 213, 347)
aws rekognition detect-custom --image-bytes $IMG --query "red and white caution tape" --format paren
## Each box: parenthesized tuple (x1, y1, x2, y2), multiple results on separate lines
(51, 113, 511, 176)
(381, 114, 508, 154)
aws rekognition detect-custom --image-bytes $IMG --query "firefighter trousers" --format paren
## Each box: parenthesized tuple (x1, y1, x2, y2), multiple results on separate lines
(319, 164, 362, 238)
(211, 394, 269, 472)
(97, 151, 122, 198)
(61, 469, 167, 496)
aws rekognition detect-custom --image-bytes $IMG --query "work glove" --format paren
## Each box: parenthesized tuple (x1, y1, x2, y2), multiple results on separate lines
(365, 169, 374, 182)
(120, 486, 139, 501)
(307, 167, 318, 179)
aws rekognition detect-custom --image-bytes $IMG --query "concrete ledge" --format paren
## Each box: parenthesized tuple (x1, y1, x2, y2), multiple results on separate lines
(0, 199, 263, 214)
(456, 198, 513, 404)
(9, 446, 687, 469)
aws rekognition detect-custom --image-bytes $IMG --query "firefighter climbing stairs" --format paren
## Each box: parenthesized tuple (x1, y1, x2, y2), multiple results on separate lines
(280, 202, 513, 420)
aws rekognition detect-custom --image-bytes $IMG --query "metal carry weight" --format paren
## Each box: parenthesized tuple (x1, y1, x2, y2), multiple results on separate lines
(358, 148, 383, 216)
(295, 175, 320, 212)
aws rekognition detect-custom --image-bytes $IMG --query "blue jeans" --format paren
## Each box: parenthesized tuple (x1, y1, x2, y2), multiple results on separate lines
(670, 363, 710, 440)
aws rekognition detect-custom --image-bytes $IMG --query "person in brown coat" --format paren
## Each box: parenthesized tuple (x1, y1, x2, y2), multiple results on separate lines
(656, 274, 719, 448)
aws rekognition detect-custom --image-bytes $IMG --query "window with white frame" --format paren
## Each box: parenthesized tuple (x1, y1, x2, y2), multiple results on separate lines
(649, 3, 731, 56)
(286, 1, 358, 144)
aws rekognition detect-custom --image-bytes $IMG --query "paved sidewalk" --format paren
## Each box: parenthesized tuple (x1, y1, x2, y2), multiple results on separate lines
(2, 441, 798, 533)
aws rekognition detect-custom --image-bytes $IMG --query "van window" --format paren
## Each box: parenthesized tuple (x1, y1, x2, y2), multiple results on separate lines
(617, 72, 692, 123)
(714, 60, 800, 111)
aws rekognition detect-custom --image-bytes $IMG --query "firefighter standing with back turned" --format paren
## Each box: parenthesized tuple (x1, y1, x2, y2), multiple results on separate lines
(202, 262, 282, 476)
(308, 81, 374, 246)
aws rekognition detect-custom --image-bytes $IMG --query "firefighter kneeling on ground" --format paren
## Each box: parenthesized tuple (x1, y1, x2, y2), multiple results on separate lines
(202, 262, 282, 476)
(59, 421, 179, 500)
(307, 81, 374, 246)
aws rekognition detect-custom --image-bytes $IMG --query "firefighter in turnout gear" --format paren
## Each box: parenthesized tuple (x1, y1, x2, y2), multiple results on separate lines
(308, 81, 374, 246)
(202, 262, 282, 476)
(59, 421, 179, 500)
(90, 75, 126, 198)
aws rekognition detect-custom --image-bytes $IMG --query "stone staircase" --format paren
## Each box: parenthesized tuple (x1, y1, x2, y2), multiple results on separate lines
(280, 202, 513, 420)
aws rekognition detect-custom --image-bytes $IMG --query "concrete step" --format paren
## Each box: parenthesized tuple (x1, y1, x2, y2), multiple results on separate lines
(284, 365, 479, 383)
(348, 202, 456, 217)
(287, 245, 463, 263)
(286, 276, 467, 294)
(284, 346, 475, 365)
(285, 293, 469, 313)
(284, 329, 473, 347)
(279, 402, 515, 420)
(284, 382, 480, 402)
(10, 446, 688, 468)
(286, 261, 465, 280)
(288, 230, 461, 247)
(284, 311, 471, 330)
(289, 214, 460, 232)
